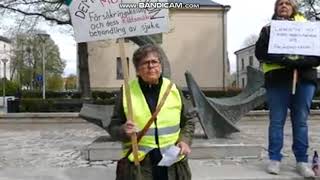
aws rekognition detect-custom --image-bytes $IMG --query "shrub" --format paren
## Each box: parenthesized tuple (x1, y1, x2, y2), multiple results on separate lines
(19, 98, 83, 112)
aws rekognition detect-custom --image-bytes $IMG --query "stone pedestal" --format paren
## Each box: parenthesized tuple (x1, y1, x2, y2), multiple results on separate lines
(81, 136, 262, 161)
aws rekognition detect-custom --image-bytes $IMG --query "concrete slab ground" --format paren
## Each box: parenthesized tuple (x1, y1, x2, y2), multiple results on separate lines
(1, 113, 320, 179)
(0, 161, 315, 180)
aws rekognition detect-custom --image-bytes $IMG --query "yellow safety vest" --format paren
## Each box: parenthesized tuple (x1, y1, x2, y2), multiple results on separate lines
(122, 77, 184, 162)
(262, 14, 306, 73)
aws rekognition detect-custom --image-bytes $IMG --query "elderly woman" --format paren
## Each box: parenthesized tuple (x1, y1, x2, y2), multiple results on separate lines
(255, 0, 320, 177)
(107, 44, 195, 180)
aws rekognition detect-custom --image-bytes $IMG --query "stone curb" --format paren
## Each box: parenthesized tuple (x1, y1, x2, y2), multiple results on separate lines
(0, 113, 86, 123)
(0, 112, 79, 118)
(81, 136, 263, 161)
(0, 118, 87, 123)
(1, 110, 320, 123)
(243, 110, 320, 121)
(246, 110, 320, 116)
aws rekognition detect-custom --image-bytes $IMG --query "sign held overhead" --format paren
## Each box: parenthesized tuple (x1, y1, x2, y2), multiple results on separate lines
(67, 0, 169, 43)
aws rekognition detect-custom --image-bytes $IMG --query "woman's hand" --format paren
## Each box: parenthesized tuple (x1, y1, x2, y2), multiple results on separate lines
(177, 141, 191, 155)
(122, 120, 136, 137)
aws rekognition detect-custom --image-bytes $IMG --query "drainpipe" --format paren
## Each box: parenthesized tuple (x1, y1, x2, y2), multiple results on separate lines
(234, 50, 239, 88)
(222, 5, 230, 91)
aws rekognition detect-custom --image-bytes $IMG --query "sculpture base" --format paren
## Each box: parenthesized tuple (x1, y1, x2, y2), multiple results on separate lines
(81, 136, 262, 161)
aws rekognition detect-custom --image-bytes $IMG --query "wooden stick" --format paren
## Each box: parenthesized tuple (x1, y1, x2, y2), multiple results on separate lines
(292, 69, 298, 95)
(118, 38, 140, 166)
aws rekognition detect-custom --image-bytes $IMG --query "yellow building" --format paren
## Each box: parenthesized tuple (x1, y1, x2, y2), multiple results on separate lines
(87, 0, 230, 91)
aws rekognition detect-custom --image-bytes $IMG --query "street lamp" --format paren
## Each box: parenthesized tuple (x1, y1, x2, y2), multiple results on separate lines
(37, 33, 50, 100)
(26, 46, 33, 90)
(1, 58, 8, 108)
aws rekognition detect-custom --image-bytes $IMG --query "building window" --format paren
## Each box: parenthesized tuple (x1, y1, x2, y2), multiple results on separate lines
(241, 58, 244, 70)
(249, 56, 253, 66)
(116, 57, 129, 80)
(242, 78, 245, 88)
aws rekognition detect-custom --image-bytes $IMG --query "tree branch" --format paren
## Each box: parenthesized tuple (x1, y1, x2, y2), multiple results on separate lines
(0, 3, 71, 25)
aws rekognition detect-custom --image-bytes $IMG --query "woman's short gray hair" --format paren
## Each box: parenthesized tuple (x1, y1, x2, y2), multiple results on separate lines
(132, 44, 162, 69)
(273, 0, 299, 18)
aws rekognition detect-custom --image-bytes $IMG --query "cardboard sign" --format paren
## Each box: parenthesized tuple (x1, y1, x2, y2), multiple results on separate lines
(68, 0, 169, 42)
(268, 20, 320, 56)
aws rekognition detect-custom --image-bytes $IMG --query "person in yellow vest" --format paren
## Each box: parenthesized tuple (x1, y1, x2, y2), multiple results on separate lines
(107, 44, 195, 180)
(255, 0, 320, 177)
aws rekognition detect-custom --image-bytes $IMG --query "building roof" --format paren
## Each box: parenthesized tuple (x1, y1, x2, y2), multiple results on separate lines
(169, 0, 223, 7)
(0, 36, 11, 44)
(234, 44, 255, 55)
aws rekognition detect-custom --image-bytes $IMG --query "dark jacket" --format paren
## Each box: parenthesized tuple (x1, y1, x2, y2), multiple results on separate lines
(107, 77, 195, 180)
(255, 23, 320, 88)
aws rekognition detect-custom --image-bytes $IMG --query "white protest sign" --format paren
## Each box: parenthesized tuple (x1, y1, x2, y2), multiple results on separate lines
(68, 0, 169, 43)
(268, 20, 320, 56)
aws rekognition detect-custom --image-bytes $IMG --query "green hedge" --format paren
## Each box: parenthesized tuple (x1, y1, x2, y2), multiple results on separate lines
(0, 80, 19, 96)
(92, 91, 117, 100)
(20, 90, 118, 99)
(21, 91, 81, 99)
(92, 98, 116, 105)
(18, 97, 116, 112)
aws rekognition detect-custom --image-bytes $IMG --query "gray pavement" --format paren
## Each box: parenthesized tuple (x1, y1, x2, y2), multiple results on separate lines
(0, 162, 314, 180)
(1, 114, 320, 179)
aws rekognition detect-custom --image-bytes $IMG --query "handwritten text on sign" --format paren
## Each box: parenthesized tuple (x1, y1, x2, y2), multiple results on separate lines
(268, 20, 320, 56)
(69, 0, 169, 43)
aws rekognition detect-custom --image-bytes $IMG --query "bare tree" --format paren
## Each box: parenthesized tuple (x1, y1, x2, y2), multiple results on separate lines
(298, 0, 320, 20)
(0, 0, 91, 99)
(242, 34, 259, 48)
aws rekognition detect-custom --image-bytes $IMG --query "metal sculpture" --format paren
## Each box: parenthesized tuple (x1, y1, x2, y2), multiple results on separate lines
(185, 66, 266, 138)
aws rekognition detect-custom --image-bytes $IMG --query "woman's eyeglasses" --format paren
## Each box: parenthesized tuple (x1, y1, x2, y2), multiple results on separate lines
(139, 60, 160, 68)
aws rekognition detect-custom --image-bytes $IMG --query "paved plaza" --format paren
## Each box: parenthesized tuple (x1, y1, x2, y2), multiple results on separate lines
(0, 114, 320, 179)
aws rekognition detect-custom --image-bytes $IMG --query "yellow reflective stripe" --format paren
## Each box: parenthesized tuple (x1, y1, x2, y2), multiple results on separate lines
(125, 143, 173, 153)
(262, 63, 284, 73)
(123, 140, 157, 149)
(125, 144, 186, 162)
(124, 131, 180, 150)
(123, 125, 180, 148)
(126, 150, 147, 162)
(137, 131, 180, 147)
(158, 131, 180, 147)
(144, 124, 180, 136)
